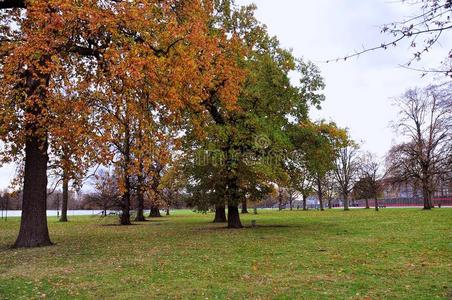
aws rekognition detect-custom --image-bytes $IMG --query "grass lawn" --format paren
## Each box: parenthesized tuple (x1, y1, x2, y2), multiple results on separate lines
(0, 209, 451, 299)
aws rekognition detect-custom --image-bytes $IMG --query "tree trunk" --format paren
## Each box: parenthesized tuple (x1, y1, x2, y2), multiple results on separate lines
(365, 198, 370, 209)
(59, 173, 69, 222)
(166, 206, 170, 216)
(213, 204, 227, 223)
(317, 177, 324, 211)
(343, 192, 350, 211)
(241, 199, 248, 214)
(278, 188, 284, 211)
(422, 187, 433, 210)
(14, 135, 52, 248)
(302, 194, 307, 211)
(375, 198, 379, 211)
(120, 123, 132, 225)
(227, 205, 243, 228)
(289, 198, 293, 210)
(120, 180, 132, 225)
(149, 205, 162, 217)
(134, 173, 146, 222)
(328, 198, 332, 209)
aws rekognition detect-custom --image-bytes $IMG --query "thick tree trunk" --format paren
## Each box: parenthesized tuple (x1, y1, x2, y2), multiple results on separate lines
(241, 199, 248, 214)
(134, 174, 146, 222)
(375, 198, 379, 212)
(149, 205, 162, 217)
(227, 205, 243, 228)
(365, 198, 370, 209)
(120, 181, 132, 225)
(166, 206, 170, 216)
(134, 189, 145, 222)
(289, 198, 293, 210)
(328, 198, 332, 209)
(213, 204, 227, 223)
(343, 192, 350, 211)
(14, 136, 52, 248)
(59, 173, 69, 222)
(120, 123, 132, 225)
(422, 187, 433, 210)
(302, 194, 307, 211)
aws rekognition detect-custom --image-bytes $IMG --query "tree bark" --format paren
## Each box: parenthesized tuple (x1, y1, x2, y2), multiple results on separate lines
(59, 172, 69, 222)
(134, 187, 145, 222)
(302, 194, 307, 211)
(213, 204, 227, 223)
(120, 180, 132, 225)
(422, 186, 433, 209)
(120, 123, 132, 225)
(343, 192, 350, 211)
(375, 198, 379, 211)
(241, 199, 248, 214)
(227, 205, 243, 228)
(365, 198, 370, 209)
(14, 135, 52, 248)
(134, 170, 146, 222)
(317, 177, 324, 211)
(149, 205, 162, 217)
(278, 188, 284, 211)
(328, 198, 332, 209)
(166, 206, 170, 216)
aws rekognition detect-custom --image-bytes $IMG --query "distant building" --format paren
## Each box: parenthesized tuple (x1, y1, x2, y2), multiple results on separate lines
(379, 178, 451, 206)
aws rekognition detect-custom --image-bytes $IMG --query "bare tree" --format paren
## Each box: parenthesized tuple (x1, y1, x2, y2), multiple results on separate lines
(334, 143, 360, 211)
(386, 84, 451, 209)
(82, 170, 120, 216)
(356, 152, 384, 211)
(323, 171, 337, 209)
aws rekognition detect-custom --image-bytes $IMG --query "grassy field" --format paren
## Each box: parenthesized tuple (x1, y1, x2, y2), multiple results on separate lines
(0, 209, 451, 299)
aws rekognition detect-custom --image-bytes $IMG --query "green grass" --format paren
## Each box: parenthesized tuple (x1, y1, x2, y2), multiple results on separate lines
(0, 209, 451, 299)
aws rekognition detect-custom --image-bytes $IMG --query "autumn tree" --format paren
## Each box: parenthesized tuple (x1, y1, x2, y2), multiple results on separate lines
(48, 91, 108, 222)
(0, 1, 127, 247)
(0, 0, 244, 246)
(290, 121, 347, 211)
(386, 84, 451, 209)
(187, 1, 326, 228)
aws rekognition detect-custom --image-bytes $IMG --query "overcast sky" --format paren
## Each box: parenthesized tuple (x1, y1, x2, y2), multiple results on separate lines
(0, 1, 450, 190)
(236, 0, 451, 154)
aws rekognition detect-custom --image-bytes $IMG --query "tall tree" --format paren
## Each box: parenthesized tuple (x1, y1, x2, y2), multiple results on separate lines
(0, 1, 120, 247)
(291, 121, 347, 211)
(386, 84, 451, 209)
(334, 142, 360, 211)
(0, 0, 243, 246)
